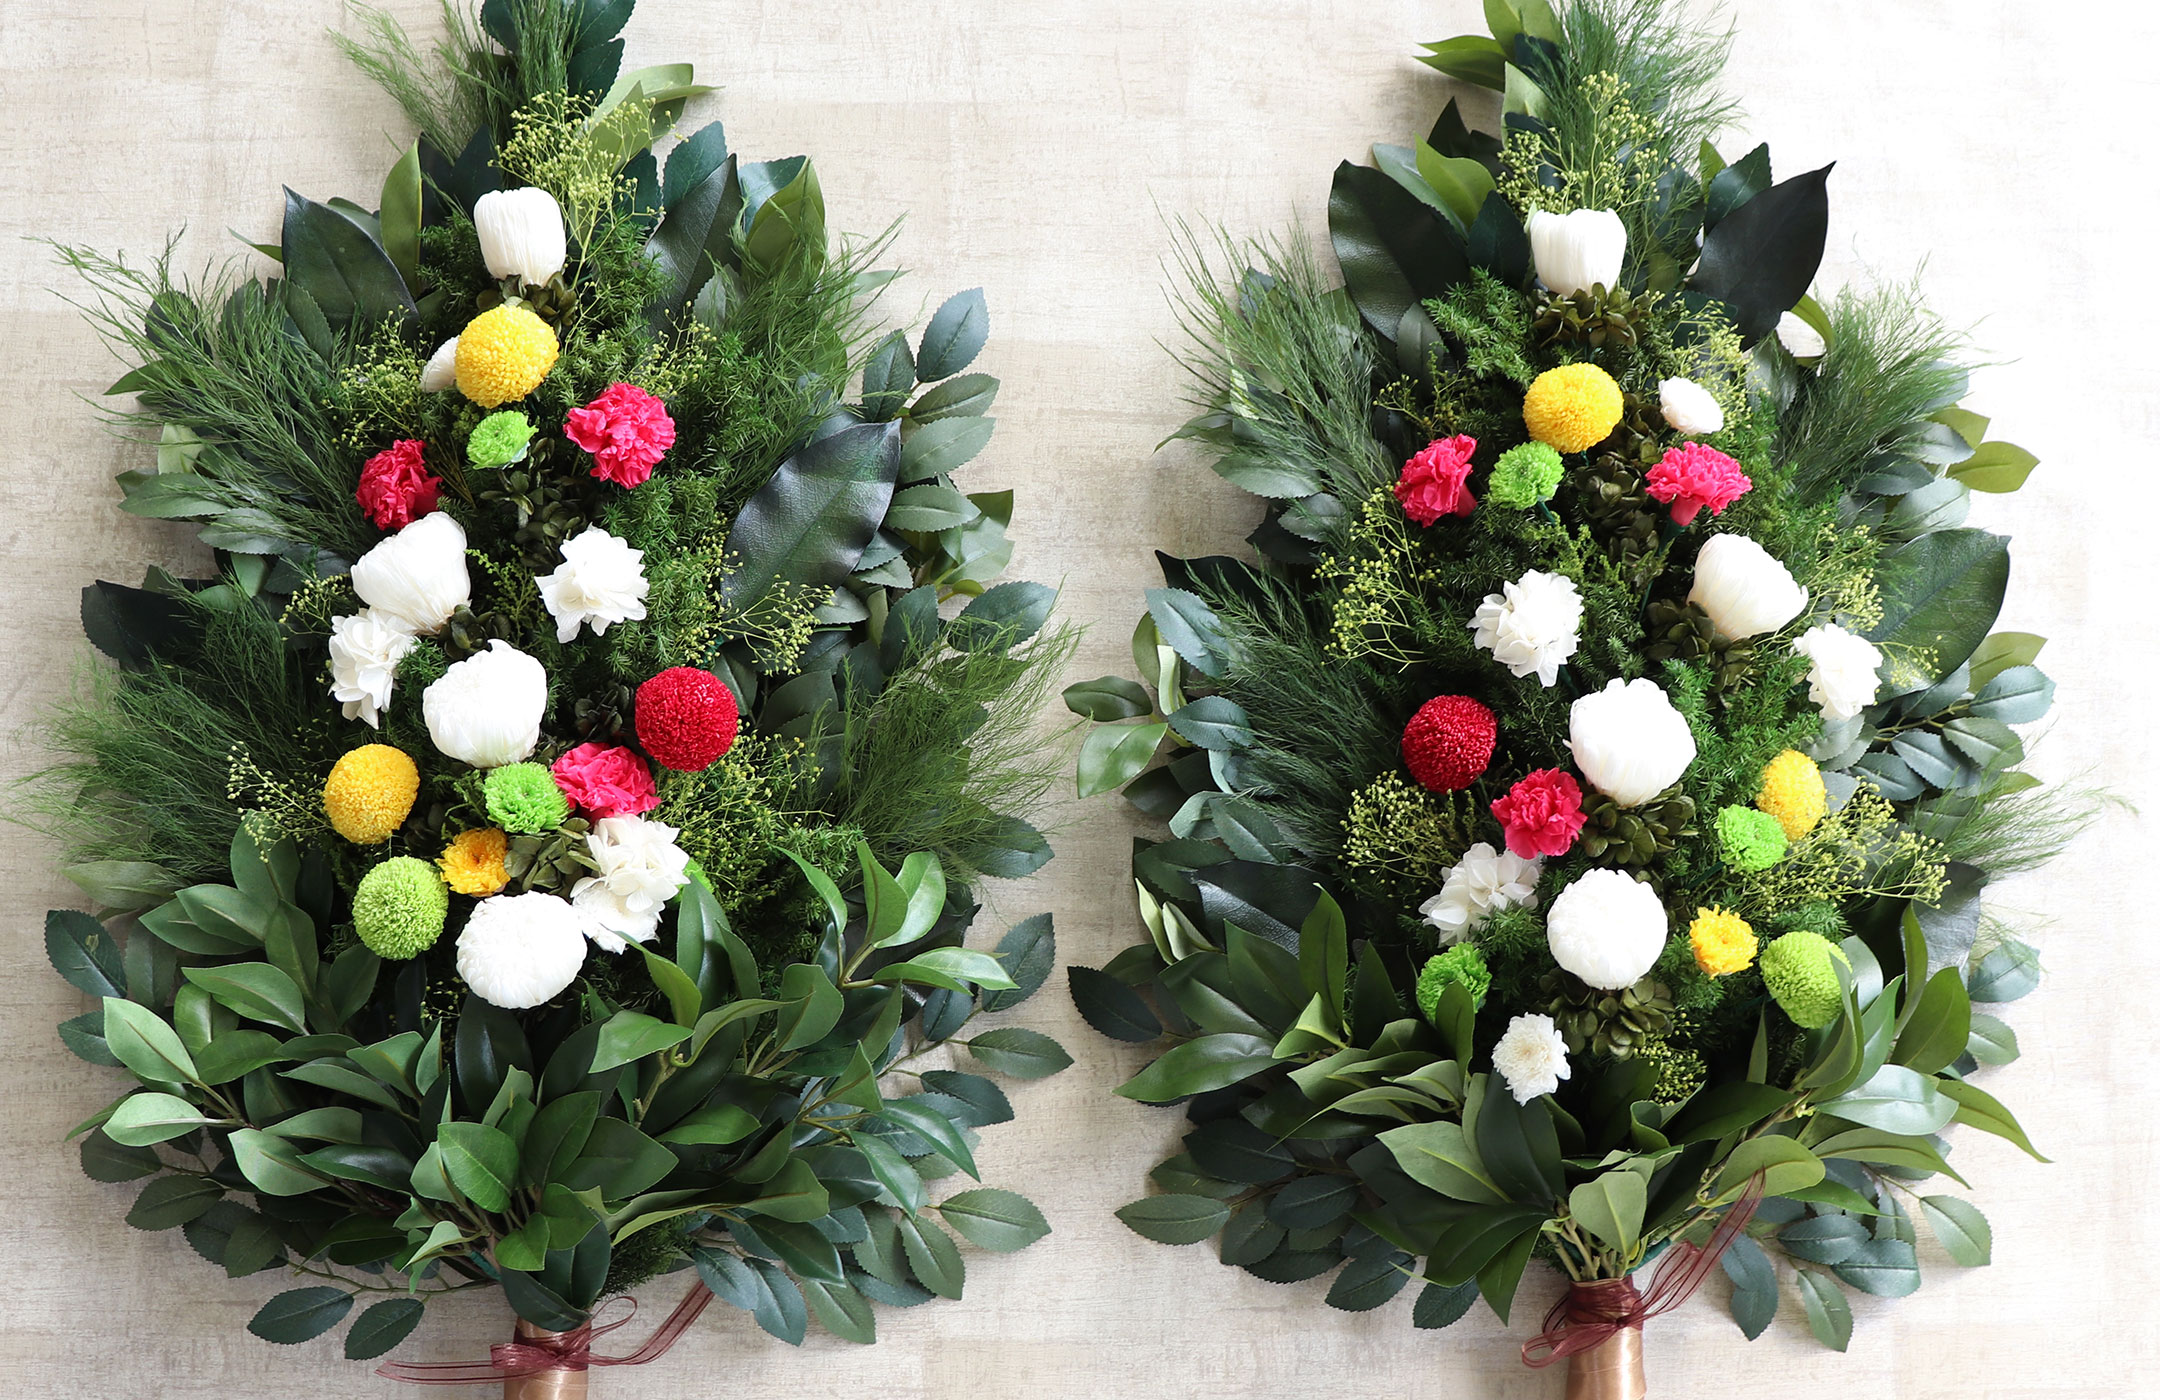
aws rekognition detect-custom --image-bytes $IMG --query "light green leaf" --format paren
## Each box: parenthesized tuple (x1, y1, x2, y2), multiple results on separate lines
(101, 997, 198, 1087)
(1568, 1171, 1647, 1260)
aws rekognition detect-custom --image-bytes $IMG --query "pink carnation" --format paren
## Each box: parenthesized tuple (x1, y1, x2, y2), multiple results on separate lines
(550, 742, 659, 818)
(1646, 442, 1751, 525)
(1490, 768, 1588, 860)
(355, 439, 443, 531)
(564, 383, 676, 488)
(1394, 434, 1478, 526)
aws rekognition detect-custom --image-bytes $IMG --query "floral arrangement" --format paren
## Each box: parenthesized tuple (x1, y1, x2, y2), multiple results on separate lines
(40, 0, 1076, 1376)
(1067, 0, 2076, 1388)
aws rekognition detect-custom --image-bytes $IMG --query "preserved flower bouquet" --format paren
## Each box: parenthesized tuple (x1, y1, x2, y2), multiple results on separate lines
(1065, 0, 2078, 1391)
(40, 0, 1074, 1379)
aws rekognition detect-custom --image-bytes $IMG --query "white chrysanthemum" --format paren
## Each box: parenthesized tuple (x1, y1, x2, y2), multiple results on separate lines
(1688, 534, 1808, 641)
(1569, 678, 1697, 808)
(326, 608, 415, 728)
(1777, 311, 1827, 360)
(1546, 868, 1669, 990)
(456, 891, 588, 1009)
(419, 338, 459, 393)
(422, 639, 547, 768)
(1492, 1013, 1572, 1104)
(571, 816, 691, 953)
(1419, 842, 1542, 943)
(350, 511, 470, 635)
(538, 525, 650, 644)
(1658, 376, 1725, 436)
(473, 187, 568, 287)
(1792, 624, 1885, 722)
(1470, 569, 1583, 687)
(1527, 208, 1626, 297)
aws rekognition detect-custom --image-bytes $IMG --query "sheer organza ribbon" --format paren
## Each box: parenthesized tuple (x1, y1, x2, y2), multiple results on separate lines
(376, 1282, 713, 1385)
(1520, 1171, 1766, 1369)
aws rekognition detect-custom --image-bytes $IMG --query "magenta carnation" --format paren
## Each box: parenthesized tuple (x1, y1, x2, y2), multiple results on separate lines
(564, 383, 676, 488)
(355, 439, 443, 531)
(1646, 442, 1752, 525)
(1490, 768, 1588, 859)
(1394, 434, 1478, 526)
(550, 742, 659, 818)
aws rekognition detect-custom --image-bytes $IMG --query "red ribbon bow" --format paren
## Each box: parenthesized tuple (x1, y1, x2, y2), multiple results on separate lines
(377, 1282, 714, 1385)
(1521, 1172, 1766, 1369)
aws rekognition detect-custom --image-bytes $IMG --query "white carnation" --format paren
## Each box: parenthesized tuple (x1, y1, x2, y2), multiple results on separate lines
(1492, 1013, 1572, 1104)
(571, 816, 691, 953)
(1688, 534, 1808, 641)
(1568, 678, 1697, 808)
(326, 608, 415, 728)
(351, 511, 470, 636)
(538, 526, 650, 644)
(1470, 569, 1583, 687)
(473, 187, 568, 288)
(1776, 311, 1827, 360)
(1419, 842, 1542, 943)
(1546, 868, 1669, 990)
(456, 891, 588, 1010)
(1657, 376, 1725, 436)
(1792, 624, 1885, 722)
(422, 639, 548, 768)
(1527, 208, 1626, 298)
(419, 338, 459, 393)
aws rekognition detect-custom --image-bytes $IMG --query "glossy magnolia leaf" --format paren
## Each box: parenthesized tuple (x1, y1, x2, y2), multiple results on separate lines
(719, 422, 900, 614)
(1068, 965, 1163, 1042)
(280, 190, 417, 333)
(1329, 161, 1470, 341)
(1115, 1033, 1279, 1103)
(248, 1287, 353, 1345)
(1116, 1193, 1231, 1245)
(1689, 164, 1832, 342)
(1063, 675, 1152, 721)
(1867, 528, 2011, 687)
(1079, 722, 1168, 799)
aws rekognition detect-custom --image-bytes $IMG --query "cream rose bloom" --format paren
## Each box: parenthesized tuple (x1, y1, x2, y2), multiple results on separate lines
(1419, 842, 1542, 943)
(539, 526, 650, 644)
(1657, 376, 1725, 436)
(350, 511, 470, 635)
(419, 338, 459, 393)
(1688, 533, 1808, 641)
(1792, 624, 1885, 722)
(1568, 678, 1697, 807)
(1493, 1013, 1572, 1104)
(571, 816, 692, 953)
(1545, 868, 1669, 990)
(422, 640, 548, 768)
(326, 608, 415, 728)
(1470, 569, 1583, 687)
(473, 187, 568, 287)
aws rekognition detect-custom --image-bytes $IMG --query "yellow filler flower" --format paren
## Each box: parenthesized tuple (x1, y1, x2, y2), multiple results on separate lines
(1689, 906, 1758, 976)
(1756, 748, 1828, 842)
(323, 743, 420, 845)
(1522, 362, 1624, 454)
(439, 827, 511, 897)
(455, 304, 558, 407)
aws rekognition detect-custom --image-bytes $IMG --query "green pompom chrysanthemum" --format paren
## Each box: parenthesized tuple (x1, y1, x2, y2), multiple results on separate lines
(1416, 944, 1492, 1020)
(484, 761, 570, 834)
(1486, 442, 1565, 509)
(353, 855, 450, 959)
(1759, 929, 1847, 1029)
(467, 410, 536, 468)
(1716, 804, 1789, 871)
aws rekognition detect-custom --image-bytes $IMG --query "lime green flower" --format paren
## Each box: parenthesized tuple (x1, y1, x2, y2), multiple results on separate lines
(1487, 442, 1565, 509)
(1760, 930, 1847, 1029)
(1716, 805, 1789, 871)
(353, 856, 449, 959)
(484, 761, 569, 834)
(467, 410, 536, 469)
(1416, 944, 1492, 1020)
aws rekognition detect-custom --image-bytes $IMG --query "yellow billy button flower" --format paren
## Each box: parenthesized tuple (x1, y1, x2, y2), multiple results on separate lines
(1756, 748, 1828, 842)
(323, 743, 420, 845)
(1689, 906, 1758, 976)
(454, 304, 558, 408)
(438, 827, 511, 897)
(1522, 362, 1624, 454)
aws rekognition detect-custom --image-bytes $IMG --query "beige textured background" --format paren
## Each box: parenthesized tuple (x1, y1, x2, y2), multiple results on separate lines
(1, 1, 2152, 1395)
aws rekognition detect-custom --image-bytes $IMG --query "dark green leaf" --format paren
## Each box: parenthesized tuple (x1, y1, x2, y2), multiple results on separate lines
(1116, 1194, 1230, 1245)
(248, 1287, 353, 1344)
(1329, 161, 1469, 340)
(949, 581, 1054, 652)
(1867, 529, 2011, 686)
(46, 909, 124, 999)
(1326, 1249, 1413, 1311)
(1063, 675, 1153, 721)
(127, 1173, 220, 1230)
(280, 190, 417, 332)
(1069, 965, 1162, 1042)
(1689, 164, 1831, 342)
(915, 288, 987, 381)
(1796, 1269, 1852, 1350)
(344, 1296, 425, 1360)
(1116, 1033, 1278, 1103)
(719, 422, 901, 615)
(937, 1188, 1049, 1252)
(1474, 1082, 1563, 1205)
(981, 913, 1055, 1014)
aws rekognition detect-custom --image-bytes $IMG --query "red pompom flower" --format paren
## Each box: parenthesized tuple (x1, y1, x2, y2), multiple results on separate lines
(1490, 768, 1588, 859)
(565, 382, 676, 488)
(550, 742, 660, 818)
(355, 439, 443, 531)
(1394, 434, 1478, 526)
(1401, 695, 1497, 792)
(635, 666, 741, 772)
(1645, 442, 1751, 525)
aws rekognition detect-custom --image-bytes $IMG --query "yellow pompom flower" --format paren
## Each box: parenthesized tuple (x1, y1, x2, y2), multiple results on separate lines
(454, 304, 558, 407)
(1522, 363, 1624, 454)
(323, 744, 420, 845)
(1689, 906, 1758, 976)
(1756, 748, 1828, 841)
(438, 827, 511, 896)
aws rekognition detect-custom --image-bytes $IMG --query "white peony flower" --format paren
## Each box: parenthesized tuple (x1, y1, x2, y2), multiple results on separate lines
(1569, 678, 1697, 807)
(1792, 624, 1885, 722)
(1492, 1013, 1572, 1104)
(1776, 311, 1827, 360)
(456, 891, 588, 1009)
(327, 608, 416, 728)
(1419, 842, 1542, 943)
(1527, 208, 1627, 297)
(1688, 534, 1809, 642)
(422, 639, 548, 768)
(1470, 569, 1583, 687)
(571, 816, 692, 953)
(1546, 868, 1669, 990)
(419, 338, 459, 393)
(1658, 376, 1725, 436)
(350, 511, 471, 636)
(538, 526, 650, 645)
(473, 187, 568, 288)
